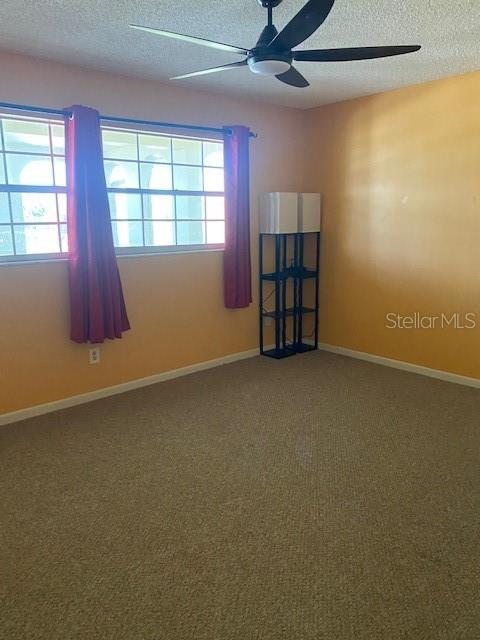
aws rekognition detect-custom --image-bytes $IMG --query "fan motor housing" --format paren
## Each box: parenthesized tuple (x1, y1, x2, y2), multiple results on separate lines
(247, 49, 292, 76)
(257, 0, 284, 7)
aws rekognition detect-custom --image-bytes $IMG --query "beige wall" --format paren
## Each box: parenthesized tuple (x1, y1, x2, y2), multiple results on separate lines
(305, 70, 480, 379)
(0, 51, 308, 414)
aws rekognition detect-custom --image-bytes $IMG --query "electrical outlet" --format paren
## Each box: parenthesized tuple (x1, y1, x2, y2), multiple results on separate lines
(89, 347, 100, 365)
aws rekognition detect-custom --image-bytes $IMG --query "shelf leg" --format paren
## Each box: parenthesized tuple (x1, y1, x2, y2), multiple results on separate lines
(275, 234, 281, 352)
(282, 234, 287, 350)
(314, 231, 320, 349)
(298, 233, 304, 347)
(259, 234, 264, 355)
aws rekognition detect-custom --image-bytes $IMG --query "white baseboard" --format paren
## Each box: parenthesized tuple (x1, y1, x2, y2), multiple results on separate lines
(4, 341, 478, 426)
(0, 347, 263, 426)
(318, 342, 480, 389)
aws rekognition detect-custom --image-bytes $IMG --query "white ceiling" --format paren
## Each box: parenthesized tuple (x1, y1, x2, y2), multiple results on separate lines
(0, 0, 479, 109)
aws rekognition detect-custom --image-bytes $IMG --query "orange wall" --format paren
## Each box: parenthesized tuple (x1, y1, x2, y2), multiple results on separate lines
(0, 51, 308, 414)
(305, 70, 480, 379)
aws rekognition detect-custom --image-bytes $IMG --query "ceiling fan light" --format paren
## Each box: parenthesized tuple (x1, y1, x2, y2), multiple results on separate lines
(248, 58, 291, 76)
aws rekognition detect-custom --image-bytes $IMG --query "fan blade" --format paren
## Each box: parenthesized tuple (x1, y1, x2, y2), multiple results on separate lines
(269, 0, 336, 50)
(130, 24, 248, 55)
(294, 45, 421, 62)
(276, 66, 310, 88)
(171, 60, 247, 80)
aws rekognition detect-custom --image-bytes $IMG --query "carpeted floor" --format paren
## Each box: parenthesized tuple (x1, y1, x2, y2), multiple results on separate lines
(1, 351, 479, 639)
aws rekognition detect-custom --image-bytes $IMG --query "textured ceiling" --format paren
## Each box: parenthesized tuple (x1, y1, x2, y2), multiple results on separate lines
(0, 0, 479, 109)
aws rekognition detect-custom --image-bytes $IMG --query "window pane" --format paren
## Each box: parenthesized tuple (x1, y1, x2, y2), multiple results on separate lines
(3, 119, 50, 153)
(172, 138, 202, 165)
(175, 195, 204, 220)
(11, 192, 58, 223)
(108, 193, 142, 219)
(144, 221, 175, 246)
(206, 221, 225, 244)
(173, 165, 202, 191)
(14, 224, 60, 254)
(0, 225, 13, 256)
(0, 193, 10, 223)
(51, 124, 65, 154)
(111, 220, 143, 247)
(6, 154, 54, 185)
(54, 158, 66, 186)
(203, 141, 223, 167)
(0, 117, 66, 258)
(10, 193, 57, 224)
(139, 135, 171, 163)
(58, 194, 67, 222)
(143, 194, 174, 220)
(177, 221, 204, 245)
(203, 167, 224, 192)
(140, 163, 172, 190)
(205, 196, 224, 220)
(102, 130, 137, 160)
(60, 224, 68, 253)
(104, 160, 139, 188)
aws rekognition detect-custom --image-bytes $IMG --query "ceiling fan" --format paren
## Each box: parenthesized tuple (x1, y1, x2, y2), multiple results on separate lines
(130, 0, 421, 89)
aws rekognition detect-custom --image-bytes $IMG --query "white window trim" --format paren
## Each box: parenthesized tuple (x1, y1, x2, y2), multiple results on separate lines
(0, 245, 225, 267)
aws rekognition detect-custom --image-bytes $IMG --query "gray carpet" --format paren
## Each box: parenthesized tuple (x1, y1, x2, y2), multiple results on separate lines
(1, 351, 479, 639)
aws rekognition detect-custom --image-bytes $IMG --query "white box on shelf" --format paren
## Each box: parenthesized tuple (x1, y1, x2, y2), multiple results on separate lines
(298, 193, 321, 232)
(259, 192, 298, 234)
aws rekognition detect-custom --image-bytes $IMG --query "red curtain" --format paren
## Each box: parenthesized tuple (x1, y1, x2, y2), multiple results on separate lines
(65, 105, 130, 343)
(223, 125, 252, 309)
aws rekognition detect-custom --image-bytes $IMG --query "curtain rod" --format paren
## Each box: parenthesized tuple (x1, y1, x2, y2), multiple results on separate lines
(0, 101, 258, 138)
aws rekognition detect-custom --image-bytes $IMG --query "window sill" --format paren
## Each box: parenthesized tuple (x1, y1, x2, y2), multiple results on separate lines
(0, 255, 67, 267)
(116, 246, 224, 259)
(0, 246, 225, 266)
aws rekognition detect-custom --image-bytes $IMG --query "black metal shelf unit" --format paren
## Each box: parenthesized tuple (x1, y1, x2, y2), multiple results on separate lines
(259, 232, 320, 359)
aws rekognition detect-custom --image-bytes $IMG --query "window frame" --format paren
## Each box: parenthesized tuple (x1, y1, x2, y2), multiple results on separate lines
(0, 112, 67, 264)
(103, 123, 226, 254)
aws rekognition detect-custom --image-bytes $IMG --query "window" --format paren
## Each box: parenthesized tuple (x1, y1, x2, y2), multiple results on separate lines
(0, 114, 66, 261)
(102, 127, 225, 251)
(0, 115, 225, 262)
